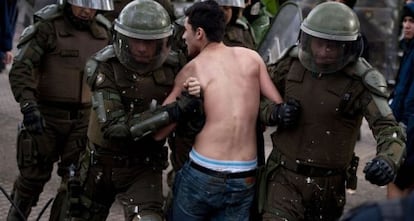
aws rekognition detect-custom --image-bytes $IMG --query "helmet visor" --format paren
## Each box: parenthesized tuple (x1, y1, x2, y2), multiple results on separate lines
(114, 33, 171, 73)
(298, 32, 360, 73)
(67, 0, 114, 11)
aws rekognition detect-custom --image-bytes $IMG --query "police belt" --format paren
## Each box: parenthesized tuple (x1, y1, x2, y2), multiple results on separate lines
(277, 152, 344, 177)
(189, 161, 256, 179)
(39, 101, 91, 120)
(92, 148, 151, 168)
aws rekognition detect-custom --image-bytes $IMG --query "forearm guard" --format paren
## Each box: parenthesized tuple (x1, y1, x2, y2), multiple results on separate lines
(129, 103, 175, 140)
(130, 92, 203, 140)
(376, 126, 406, 169)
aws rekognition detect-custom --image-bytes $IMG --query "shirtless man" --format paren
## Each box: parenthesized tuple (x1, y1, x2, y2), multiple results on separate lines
(152, 1, 300, 220)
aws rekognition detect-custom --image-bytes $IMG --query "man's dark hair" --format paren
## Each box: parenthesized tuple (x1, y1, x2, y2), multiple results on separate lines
(184, 0, 225, 42)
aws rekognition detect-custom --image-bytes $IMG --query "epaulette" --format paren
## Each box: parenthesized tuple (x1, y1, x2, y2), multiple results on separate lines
(95, 14, 112, 31)
(344, 57, 389, 98)
(33, 4, 62, 23)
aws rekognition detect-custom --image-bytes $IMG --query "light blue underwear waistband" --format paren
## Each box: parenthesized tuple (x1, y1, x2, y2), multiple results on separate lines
(189, 148, 257, 172)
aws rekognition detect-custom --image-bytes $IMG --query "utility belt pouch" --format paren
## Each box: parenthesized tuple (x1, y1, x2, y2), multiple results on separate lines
(16, 123, 38, 168)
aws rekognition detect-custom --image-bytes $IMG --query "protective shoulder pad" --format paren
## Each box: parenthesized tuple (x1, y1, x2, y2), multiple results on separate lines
(95, 14, 112, 31)
(174, 16, 185, 27)
(33, 4, 62, 23)
(85, 45, 116, 87)
(272, 44, 298, 65)
(17, 24, 38, 47)
(94, 45, 116, 62)
(165, 50, 181, 67)
(346, 58, 389, 98)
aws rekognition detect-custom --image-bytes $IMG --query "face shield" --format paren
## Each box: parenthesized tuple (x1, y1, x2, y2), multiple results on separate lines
(298, 31, 361, 73)
(67, 0, 114, 11)
(113, 33, 171, 74)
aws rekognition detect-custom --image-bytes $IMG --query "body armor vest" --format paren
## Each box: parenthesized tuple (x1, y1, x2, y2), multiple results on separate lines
(88, 60, 176, 153)
(272, 59, 365, 169)
(37, 17, 108, 104)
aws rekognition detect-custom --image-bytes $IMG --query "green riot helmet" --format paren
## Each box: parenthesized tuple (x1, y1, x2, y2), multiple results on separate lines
(67, 0, 114, 11)
(298, 2, 361, 74)
(113, 0, 173, 73)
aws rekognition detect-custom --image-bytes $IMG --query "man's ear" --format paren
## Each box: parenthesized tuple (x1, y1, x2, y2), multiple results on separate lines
(196, 27, 204, 40)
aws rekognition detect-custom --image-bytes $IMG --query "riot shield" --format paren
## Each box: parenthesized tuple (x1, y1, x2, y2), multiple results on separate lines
(353, 0, 405, 85)
(257, 1, 302, 65)
(293, 0, 323, 17)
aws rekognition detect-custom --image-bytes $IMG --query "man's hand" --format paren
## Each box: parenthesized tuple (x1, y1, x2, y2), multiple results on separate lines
(21, 101, 45, 134)
(4, 51, 13, 65)
(363, 156, 396, 186)
(170, 91, 203, 122)
(271, 99, 301, 128)
(184, 77, 201, 98)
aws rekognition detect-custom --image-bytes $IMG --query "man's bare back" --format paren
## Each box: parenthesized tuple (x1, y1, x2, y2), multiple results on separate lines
(179, 42, 281, 161)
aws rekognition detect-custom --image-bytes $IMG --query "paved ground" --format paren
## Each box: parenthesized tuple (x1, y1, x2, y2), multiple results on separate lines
(0, 16, 388, 221)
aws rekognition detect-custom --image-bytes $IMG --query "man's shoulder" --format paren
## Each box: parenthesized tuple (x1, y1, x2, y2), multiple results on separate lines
(231, 46, 259, 58)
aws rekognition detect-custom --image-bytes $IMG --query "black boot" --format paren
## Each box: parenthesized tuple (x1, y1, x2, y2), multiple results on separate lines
(6, 191, 34, 221)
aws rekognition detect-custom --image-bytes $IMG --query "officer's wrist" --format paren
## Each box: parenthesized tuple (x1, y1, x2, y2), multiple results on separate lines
(20, 100, 38, 113)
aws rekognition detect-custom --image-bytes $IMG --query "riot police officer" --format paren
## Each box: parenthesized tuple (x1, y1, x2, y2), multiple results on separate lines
(69, 0, 187, 220)
(259, 2, 406, 220)
(7, 0, 113, 220)
(218, 0, 256, 49)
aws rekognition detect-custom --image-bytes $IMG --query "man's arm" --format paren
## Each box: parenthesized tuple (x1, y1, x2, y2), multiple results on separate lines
(362, 90, 406, 186)
(130, 65, 202, 140)
(9, 21, 54, 134)
(257, 54, 283, 104)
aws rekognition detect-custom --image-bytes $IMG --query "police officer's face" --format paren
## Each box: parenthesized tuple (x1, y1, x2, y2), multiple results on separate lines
(128, 38, 158, 63)
(71, 5, 97, 21)
(220, 6, 232, 25)
(403, 16, 414, 40)
(310, 37, 344, 65)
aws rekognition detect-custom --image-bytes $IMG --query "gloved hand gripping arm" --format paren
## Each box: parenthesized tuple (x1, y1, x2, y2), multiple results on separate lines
(268, 99, 301, 128)
(130, 91, 203, 140)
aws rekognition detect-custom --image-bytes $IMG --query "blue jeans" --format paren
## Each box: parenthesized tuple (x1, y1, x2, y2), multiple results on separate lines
(170, 161, 256, 221)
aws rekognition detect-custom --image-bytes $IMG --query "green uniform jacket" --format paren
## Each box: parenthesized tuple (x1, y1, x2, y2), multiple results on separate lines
(260, 46, 405, 169)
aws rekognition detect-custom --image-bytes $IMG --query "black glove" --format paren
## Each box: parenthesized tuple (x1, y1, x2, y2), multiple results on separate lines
(168, 91, 203, 122)
(103, 123, 131, 140)
(363, 156, 396, 186)
(270, 99, 301, 128)
(21, 101, 45, 134)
